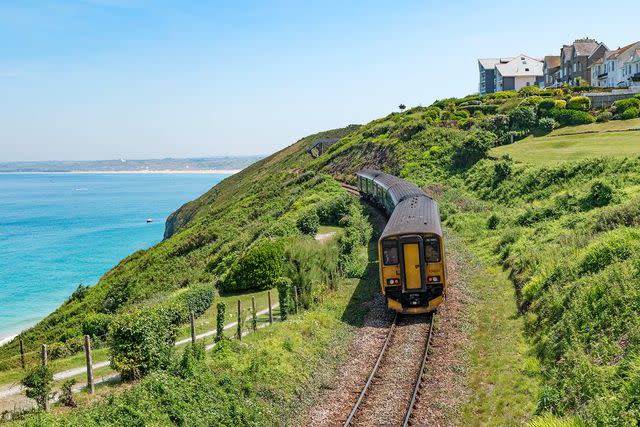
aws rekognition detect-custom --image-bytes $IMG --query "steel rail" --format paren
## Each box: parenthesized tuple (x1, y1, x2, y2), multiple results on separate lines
(402, 313, 436, 427)
(343, 313, 398, 427)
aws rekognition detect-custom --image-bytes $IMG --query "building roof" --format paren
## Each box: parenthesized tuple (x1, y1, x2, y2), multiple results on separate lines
(573, 38, 601, 56)
(608, 41, 640, 63)
(478, 57, 514, 69)
(495, 55, 543, 77)
(544, 55, 560, 68)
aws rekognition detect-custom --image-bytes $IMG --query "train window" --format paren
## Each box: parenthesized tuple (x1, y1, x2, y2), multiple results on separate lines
(382, 241, 399, 265)
(424, 237, 441, 262)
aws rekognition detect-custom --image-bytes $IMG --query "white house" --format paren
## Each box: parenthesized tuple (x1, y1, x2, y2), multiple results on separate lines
(623, 48, 640, 87)
(591, 41, 640, 87)
(494, 55, 544, 92)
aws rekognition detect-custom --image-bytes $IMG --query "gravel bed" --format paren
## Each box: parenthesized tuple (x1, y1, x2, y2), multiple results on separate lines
(353, 313, 431, 427)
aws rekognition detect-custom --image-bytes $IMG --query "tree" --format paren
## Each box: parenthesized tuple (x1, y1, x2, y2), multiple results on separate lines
(398, 104, 406, 112)
(450, 130, 496, 170)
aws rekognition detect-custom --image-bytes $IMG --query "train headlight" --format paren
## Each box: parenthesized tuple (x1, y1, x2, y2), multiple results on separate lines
(386, 278, 400, 285)
(427, 276, 441, 283)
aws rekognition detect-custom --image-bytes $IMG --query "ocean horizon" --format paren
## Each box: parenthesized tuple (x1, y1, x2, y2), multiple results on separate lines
(0, 172, 231, 343)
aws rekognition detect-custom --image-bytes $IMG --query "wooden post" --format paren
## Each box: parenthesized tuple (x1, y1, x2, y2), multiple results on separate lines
(251, 297, 257, 332)
(42, 344, 49, 411)
(19, 338, 26, 369)
(84, 335, 94, 394)
(190, 312, 197, 344)
(236, 300, 242, 340)
(41, 344, 47, 367)
(267, 291, 273, 325)
(294, 286, 299, 314)
(510, 133, 514, 145)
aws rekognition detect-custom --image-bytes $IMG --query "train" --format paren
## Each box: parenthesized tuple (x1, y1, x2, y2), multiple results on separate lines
(356, 170, 446, 314)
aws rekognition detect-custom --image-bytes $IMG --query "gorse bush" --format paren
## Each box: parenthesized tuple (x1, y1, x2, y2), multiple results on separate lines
(621, 107, 639, 120)
(613, 97, 640, 114)
(567, 96, 591, 111)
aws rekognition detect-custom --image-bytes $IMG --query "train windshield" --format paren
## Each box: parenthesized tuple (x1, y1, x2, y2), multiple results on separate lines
(382, 241, 399, 265)
(424, 237, 441, 262)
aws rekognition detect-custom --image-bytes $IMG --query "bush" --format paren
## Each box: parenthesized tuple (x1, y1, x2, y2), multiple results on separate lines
(520, 86, 542, 96)
(567, 96, 591, 111)
(215, 302, 225, 342)
(537, 117, 557, 132)
(509, 106, 538, 131)
(538, 99, 556, 111)
(487, 214, 500, 230)
(483, 114, 510, 135)
(550, 108, 595, 126)
(520, 96, 543, 108)
(60, 379, 77, 407)
(583, 180, 614, 209)
(276, 277, 293, 320)
(108, 305, 178, 380)
(22, 365, 53, 410)
(297, 210, 320, 235)
(171, 284, 215, 321)
(621, 107, 640, 120)
(596, 111, 613, 123)
(82, 313, 112, 340)
(613, 97, 640, 114)
(450, 130, 497, 170)
(554, 100, 567, 109)
(178, 342, 205, 378)
(223, 240, 284, 292)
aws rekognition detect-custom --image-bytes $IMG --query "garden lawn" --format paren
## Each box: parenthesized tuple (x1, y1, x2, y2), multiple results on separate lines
(493, 129, 640, 164)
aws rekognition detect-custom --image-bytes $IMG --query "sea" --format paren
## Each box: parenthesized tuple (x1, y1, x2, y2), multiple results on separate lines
(0, 172, 231, 344)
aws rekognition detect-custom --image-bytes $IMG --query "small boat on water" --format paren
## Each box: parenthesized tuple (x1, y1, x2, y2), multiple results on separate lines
(146, 218, 153, 223)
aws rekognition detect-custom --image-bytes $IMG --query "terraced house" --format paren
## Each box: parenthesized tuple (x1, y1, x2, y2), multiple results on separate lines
(591, 41, 640, 88)
(558, 38, 608, 85)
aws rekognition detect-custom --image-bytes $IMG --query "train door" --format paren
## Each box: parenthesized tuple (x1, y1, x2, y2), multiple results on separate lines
(400, 235, 424, 291)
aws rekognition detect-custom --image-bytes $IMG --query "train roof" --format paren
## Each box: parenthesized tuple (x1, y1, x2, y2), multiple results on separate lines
(380, 195, 442, 239)
(387, 181, 428, 206)
(356, 169, 382, 180)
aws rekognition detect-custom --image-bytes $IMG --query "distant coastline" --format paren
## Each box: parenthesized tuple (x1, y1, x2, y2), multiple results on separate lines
(0, 169, 241, 175)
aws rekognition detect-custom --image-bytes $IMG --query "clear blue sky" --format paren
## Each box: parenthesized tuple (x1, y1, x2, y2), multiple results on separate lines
(1, 0, 638, 161)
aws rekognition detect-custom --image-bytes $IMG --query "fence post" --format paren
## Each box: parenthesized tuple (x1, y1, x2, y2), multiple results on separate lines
(42, 344, 49, 411)
(190, 312, 197, 344)
(236, 300, 242, 340)
(84, 335, 94, 394)
(41, 344, 47, 367)
(251, 297, 257, 332)
(215, 302, 225, 342)
(268, 291, 273, 325)
(293, 286, 299, 314)
(19, 337, 26, 369)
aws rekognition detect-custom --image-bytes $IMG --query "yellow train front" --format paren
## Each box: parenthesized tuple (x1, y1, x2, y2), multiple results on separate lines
(356, 170, 446, 314)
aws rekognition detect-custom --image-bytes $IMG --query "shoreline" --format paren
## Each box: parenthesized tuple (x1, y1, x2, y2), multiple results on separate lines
(0, 169, 241, 175)
(0, 334, 18, 348)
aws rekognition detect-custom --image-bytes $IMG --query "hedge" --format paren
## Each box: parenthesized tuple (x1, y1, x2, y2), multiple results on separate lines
(567, 96, 591, 111)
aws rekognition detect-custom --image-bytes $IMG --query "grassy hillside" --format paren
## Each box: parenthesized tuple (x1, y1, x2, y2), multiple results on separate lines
(493, 118, 640, 164)
(7, 85, 640, 425)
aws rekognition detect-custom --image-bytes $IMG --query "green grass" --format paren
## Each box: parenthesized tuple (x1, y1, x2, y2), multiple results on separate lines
(552, 117, 640, 135)
(493, 129, 640, 164)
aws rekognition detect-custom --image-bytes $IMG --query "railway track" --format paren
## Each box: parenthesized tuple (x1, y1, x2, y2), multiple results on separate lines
(341, 182, 360, 196)
(344, 313, 435, 427)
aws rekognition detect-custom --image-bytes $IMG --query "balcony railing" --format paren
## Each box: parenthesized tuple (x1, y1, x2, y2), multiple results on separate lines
(598, 72, 608, 79)
(632, 73, 640, 82)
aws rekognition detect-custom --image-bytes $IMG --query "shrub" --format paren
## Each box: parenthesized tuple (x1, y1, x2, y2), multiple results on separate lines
(583, 180, 614, 209)
(538, 117, 557, 132)
(60, 379, 77, 407)
(538, 99, 556, 111)
(554, 100, 567, 109)
(276, 277, 293, 320)
(596, 111, 613, 123)
(550, 108, 595, 126)
(567, 96, 591, 111)
(487, 214, 500, 230)
(621, 107, 639, 120)
(509, 106, 538, 131)
(108, 305, 178, 380)
(223, 240, 284, 292)
(297, 210, 320, 235)
(82, 313, 112, 340)
(450, 130, 497, 170)
(520, 86, 542, 96)
(171, 284, 216, 321)
(613, 97, 640, 114)
(483, 114, 510, 135)
(22, 365, 53, 411)
(520, 96, 543, 108)
(178, 342, 205, 378)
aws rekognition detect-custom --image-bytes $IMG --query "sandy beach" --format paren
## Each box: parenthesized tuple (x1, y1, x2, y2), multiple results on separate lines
(0, 335, 17, 348)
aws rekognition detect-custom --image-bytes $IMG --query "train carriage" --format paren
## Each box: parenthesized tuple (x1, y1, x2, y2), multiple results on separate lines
(355, 170, 446, 314)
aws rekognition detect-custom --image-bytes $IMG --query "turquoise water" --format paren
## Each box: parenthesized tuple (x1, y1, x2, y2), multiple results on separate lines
(0, 173, 229, 341)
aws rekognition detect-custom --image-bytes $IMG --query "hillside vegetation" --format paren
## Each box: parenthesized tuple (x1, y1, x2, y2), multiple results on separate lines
(7, 85, 640, 425)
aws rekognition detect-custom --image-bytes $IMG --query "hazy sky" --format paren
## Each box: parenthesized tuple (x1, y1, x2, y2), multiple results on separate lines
(1, 0, 639, 161)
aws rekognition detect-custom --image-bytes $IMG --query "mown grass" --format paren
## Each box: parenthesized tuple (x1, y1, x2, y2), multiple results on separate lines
(493, 130, 640, 164)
